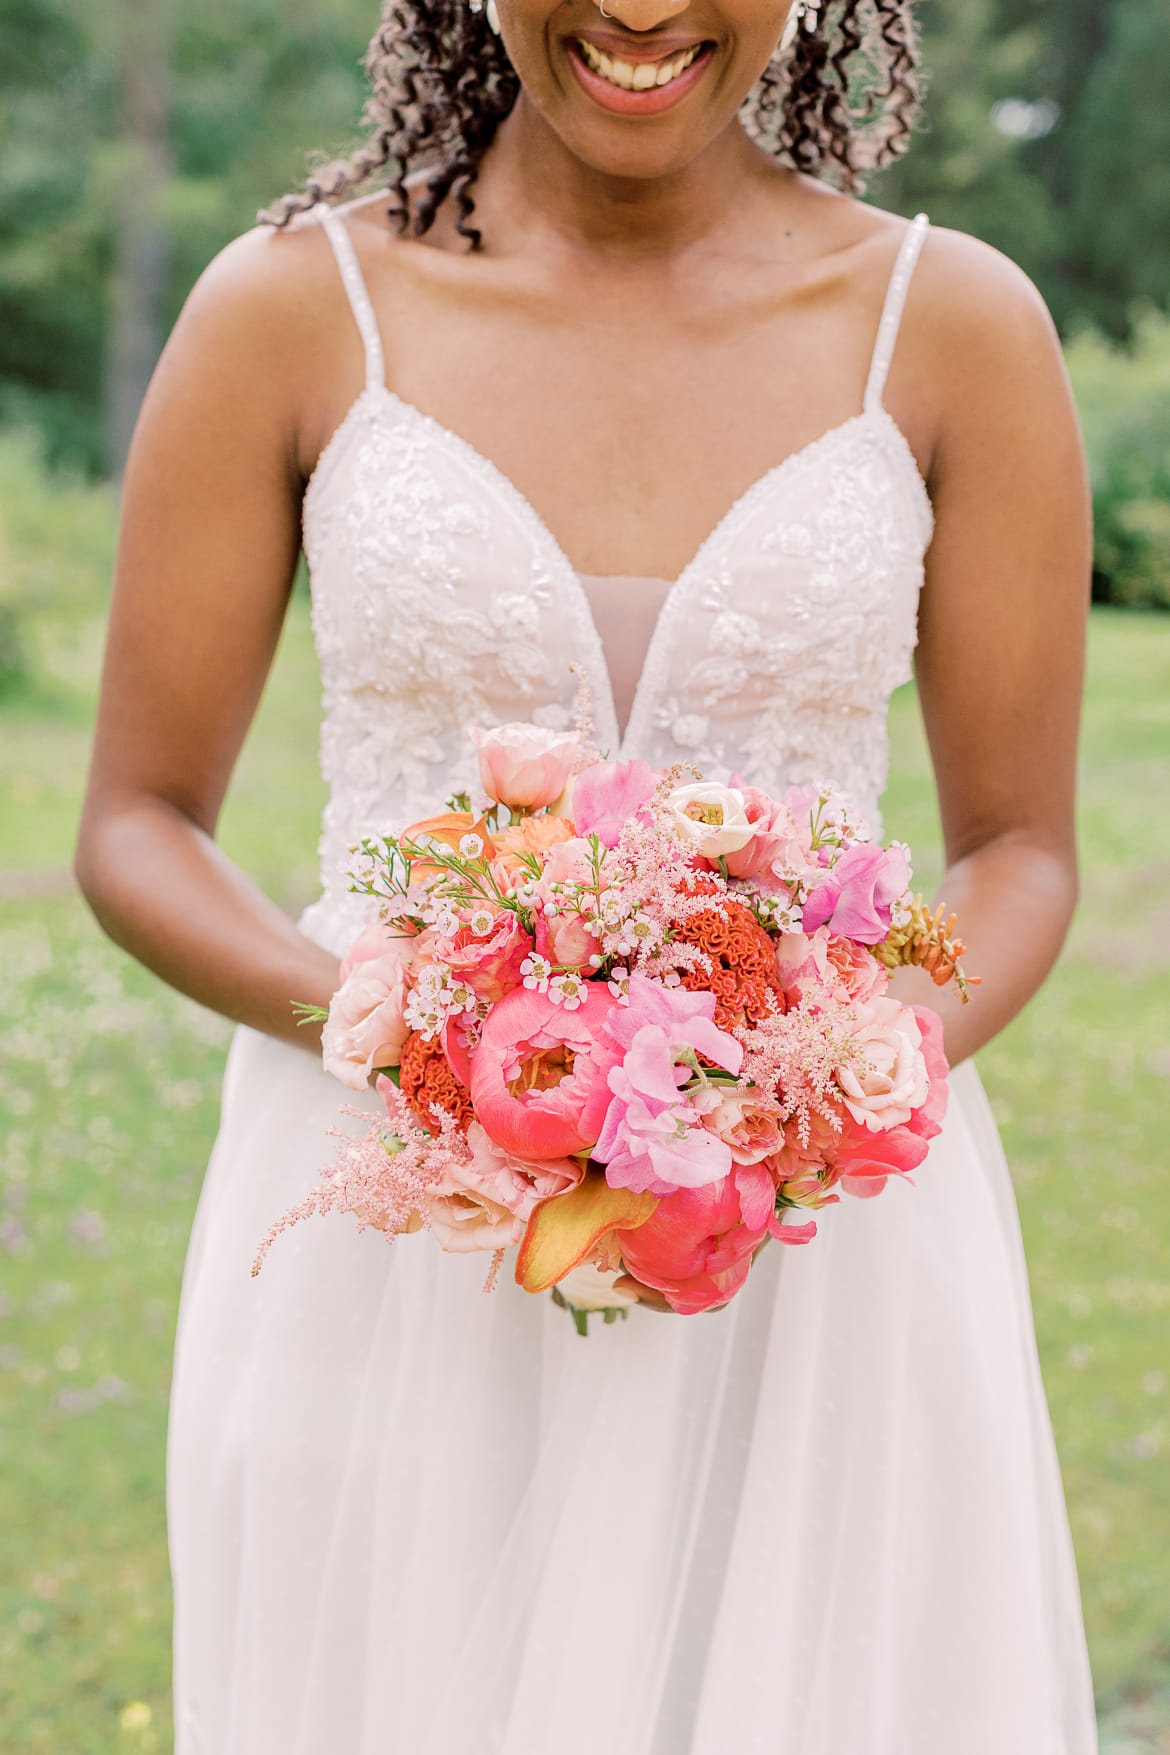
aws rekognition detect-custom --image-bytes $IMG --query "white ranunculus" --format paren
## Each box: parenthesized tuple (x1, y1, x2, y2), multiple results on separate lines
(556, 1261, 640, 1313)
(665, 782, 757, 858)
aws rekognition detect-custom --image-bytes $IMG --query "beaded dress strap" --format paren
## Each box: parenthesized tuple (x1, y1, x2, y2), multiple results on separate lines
(863, 212, 930, 413)
(318, 208, 386, 394)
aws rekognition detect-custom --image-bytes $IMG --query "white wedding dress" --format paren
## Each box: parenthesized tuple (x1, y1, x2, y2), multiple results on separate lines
(167, 206, 1098, 1754)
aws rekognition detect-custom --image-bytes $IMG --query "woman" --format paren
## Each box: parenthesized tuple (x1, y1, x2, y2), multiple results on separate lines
(76, 0, 1098, 1749)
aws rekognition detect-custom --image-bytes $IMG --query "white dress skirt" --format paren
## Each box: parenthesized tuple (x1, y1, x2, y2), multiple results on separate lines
(166, 199, 1098, 1752)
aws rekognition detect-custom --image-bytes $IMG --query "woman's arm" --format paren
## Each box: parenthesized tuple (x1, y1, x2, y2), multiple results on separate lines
(75, 224, 349, 1048)
(887, 229, 1091, 1067)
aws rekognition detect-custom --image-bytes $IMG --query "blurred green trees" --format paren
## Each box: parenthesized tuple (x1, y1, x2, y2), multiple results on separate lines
(0, 0, 1168, 601)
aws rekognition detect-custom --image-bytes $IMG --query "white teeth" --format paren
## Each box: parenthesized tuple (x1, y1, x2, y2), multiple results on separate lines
(578, 39, 701, 93)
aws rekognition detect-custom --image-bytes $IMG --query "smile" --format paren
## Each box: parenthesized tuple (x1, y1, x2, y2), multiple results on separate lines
(569, 35, 714, 114)
(578, 39, 704, 91)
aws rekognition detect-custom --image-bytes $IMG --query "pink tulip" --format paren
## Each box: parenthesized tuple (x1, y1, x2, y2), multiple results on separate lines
(570, 759, 658, 848)
(469, 982, 623, 1160)
(801, 842, 910, 945)
(470, 723, 581, 811)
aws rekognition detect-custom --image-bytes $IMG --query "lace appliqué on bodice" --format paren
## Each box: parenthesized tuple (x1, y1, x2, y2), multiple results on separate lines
(299, 209, 934, 951)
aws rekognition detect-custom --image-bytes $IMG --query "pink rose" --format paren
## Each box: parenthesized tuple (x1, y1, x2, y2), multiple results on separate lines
(321, 922, 421, 1090)
(469, 983, 623, 1160)
(471, 722, 581, 811)
(722, 788, 802, 880)
(696, 1089, 785, 1166)
(437, 909, 533, 1004)
(424, 1121, 583, 1253)
(835, 996, 930, 1132)
(533, 836, 605, 971)
(570, 759, 658, 848)
(775, 925, 886, 1005)
(801, 843, 910, 945)
(535, 908, 600, 974)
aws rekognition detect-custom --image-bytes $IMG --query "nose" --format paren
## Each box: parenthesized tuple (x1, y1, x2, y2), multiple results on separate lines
(594, 0, 691, 28)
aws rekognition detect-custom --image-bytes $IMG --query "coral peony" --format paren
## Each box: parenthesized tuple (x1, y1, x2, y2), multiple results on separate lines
(613, 1175, 769, 1315)
(471, 722, 581, 810)
(470, 982, 623, 1159)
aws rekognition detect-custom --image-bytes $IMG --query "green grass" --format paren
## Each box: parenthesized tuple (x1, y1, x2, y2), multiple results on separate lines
(1, 595, 1169, 1751)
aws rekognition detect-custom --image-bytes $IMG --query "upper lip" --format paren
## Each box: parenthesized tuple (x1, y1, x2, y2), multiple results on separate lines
(572, 30, 712, 62)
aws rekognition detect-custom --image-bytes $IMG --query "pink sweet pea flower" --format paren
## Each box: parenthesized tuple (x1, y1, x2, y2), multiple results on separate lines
(593, 975, 747, 1196)
(471, 722, 581, 811)
(469, 982, 623, 1160)
(801, 842, 910, 945)
(570, 759, 658, 848)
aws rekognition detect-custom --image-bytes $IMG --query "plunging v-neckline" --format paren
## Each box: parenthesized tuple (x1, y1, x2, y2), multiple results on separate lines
(303, 382, 932, 757)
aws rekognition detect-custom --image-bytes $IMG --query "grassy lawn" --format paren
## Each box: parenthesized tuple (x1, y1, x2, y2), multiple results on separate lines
(1, 561, 1168, 1749)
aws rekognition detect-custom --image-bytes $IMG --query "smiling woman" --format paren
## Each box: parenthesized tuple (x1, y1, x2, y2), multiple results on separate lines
(76, 0, 1098, 1751)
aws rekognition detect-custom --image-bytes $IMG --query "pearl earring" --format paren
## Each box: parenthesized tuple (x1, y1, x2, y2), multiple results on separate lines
(780, 0, 821, 51)
(486, 0, 501, 30)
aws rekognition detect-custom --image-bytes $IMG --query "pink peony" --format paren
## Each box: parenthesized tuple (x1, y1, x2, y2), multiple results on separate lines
(322, 922, 422, 1090)
(469, 983, 623, 1160)
(437, 909, 533, 1004)
(424, 1121, 583, 1253)
(570, 759, 658, 848)
(471, 722, 581, 811)
(801, 843, 910, 945)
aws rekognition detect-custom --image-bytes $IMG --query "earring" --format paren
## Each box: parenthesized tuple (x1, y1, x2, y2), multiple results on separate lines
(780, 0, 821, 51)
(486, 0, 501, 29)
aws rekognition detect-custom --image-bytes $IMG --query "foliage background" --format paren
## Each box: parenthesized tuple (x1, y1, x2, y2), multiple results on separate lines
(0, 0, 1168, 1747)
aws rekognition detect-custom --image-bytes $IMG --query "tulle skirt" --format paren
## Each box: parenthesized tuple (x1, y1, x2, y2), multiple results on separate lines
(167, 1015, 1098, 1754)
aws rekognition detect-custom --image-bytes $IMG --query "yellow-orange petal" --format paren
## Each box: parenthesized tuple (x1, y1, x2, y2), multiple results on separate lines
(515, 1168, 658, 1294)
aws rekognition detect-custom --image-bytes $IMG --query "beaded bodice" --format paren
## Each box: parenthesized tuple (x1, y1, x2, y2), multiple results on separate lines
(299, 208, 934, 952)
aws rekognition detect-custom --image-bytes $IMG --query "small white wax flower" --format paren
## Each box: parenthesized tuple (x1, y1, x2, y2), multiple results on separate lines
(469, 908, 495, 936)
(521, 954, 552, 992)
(459, 833, 485, 859)
(550, 974, 586, 1010)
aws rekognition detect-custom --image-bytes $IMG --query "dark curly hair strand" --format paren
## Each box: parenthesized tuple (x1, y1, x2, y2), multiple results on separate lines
(261, 0, 921, 248)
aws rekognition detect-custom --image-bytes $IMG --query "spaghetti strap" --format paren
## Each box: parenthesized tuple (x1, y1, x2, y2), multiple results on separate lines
(863, 212, 930, 413)
(318, 207, 386, 394)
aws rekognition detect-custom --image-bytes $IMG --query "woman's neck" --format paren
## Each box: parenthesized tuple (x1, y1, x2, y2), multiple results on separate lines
(471, 99, 786, 264)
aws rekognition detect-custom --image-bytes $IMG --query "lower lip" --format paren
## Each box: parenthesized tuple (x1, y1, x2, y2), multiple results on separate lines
(568, 41, 714, 117)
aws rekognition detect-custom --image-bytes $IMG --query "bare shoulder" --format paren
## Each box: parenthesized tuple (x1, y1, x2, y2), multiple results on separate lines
(909, 223, 1065, 397)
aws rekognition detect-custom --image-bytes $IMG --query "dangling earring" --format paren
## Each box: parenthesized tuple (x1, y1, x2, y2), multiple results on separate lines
(486, 0, 501, 30)
(780, 0, 821, 51)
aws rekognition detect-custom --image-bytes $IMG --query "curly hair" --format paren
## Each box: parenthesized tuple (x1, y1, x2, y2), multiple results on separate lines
(261, 0, 921, 248)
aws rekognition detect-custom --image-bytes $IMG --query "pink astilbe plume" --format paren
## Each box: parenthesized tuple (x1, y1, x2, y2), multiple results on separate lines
(251, 1084, 470, 1277)
(736, 989, 869, 1150)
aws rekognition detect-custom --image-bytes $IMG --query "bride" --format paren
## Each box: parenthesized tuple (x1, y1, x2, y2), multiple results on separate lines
(76, 0, 1099, 1748)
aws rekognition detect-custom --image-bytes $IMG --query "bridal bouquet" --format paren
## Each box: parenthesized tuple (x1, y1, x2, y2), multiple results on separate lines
(255, 719, 975, 1331)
